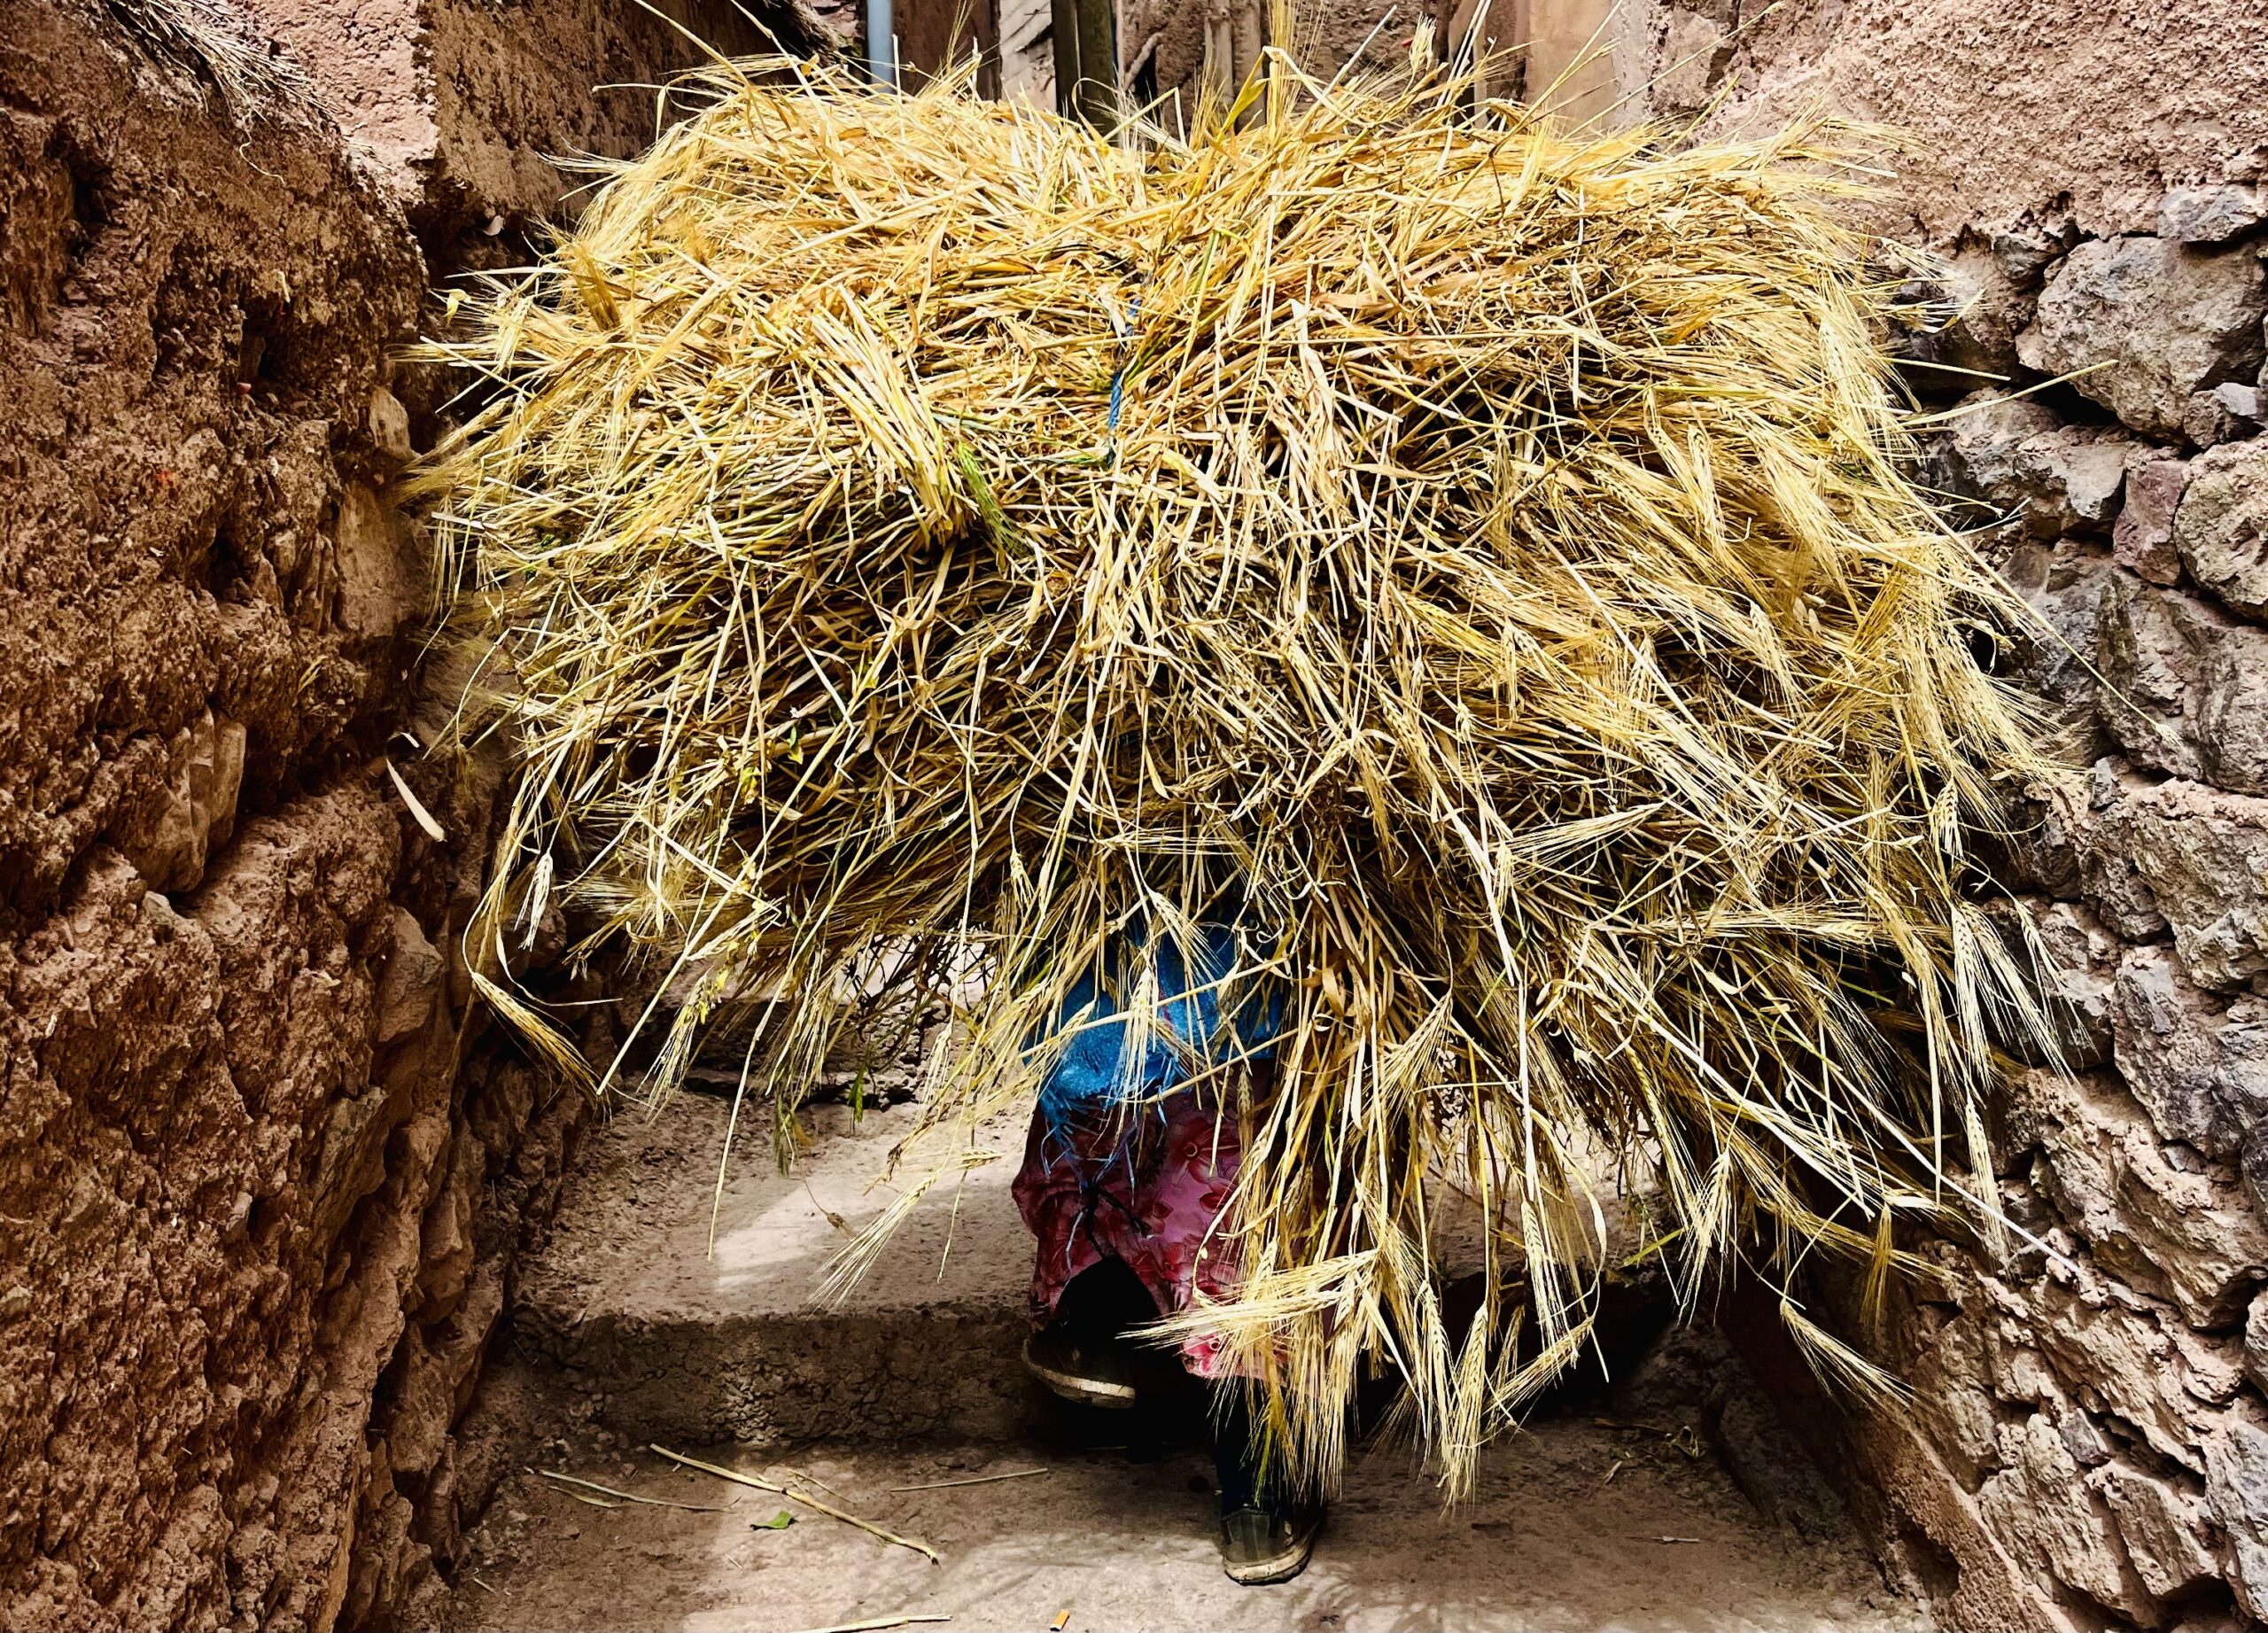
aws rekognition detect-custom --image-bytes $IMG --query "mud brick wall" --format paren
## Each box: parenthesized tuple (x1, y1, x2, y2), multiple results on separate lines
(0, 2, 819, 1626)
(1601, 1, 2268, 1625)
(0, 8, 563, 1625)
(238, 0, 838, 268)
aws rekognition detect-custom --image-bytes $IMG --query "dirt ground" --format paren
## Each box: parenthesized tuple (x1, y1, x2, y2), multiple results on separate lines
(444, 1414, 1927, 1632)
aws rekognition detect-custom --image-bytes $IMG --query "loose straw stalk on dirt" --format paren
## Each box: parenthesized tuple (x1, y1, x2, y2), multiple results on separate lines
(422, 41, 2061, 1495)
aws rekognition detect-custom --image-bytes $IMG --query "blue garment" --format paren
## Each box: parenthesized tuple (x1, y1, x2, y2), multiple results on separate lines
(1033, 920, 1285, 1135)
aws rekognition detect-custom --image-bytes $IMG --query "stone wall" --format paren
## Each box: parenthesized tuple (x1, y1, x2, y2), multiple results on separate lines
(1593, 1, 2268, 1626)
(0, 2, 818, 1627)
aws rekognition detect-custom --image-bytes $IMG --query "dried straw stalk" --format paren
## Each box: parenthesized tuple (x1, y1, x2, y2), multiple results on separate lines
(421, 44, 2059, 1494)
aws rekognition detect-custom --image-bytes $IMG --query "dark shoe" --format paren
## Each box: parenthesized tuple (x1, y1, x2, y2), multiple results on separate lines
(1022, 1323, 1139, 1409)
(1218, 1497, 1323, 1585)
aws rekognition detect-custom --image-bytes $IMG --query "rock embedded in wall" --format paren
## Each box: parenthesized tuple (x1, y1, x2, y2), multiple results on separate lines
(2162, 186, 2268, 248)
(2101, 780, 2268, 992)
(2024, 1067, 2268, 1329)
(2114, 452, 2189, 585)
(2096, 577, 2218, 780)
(2017, 235, 2266, 444)
(2094, 1458, 2224, 1603)
(2207, 1410, 2268, 1618)
(2108, 945, 2268, 1197)
(2019, 899, 2118, 1068)
(1892, 247, 2037, 385)
(1936, 389, 2132, 540)
(2175, 439, 2268, 615)
(114, 708, 250, 894)
(1976, 1410, 2155, 1621)
(1996, 536, 2114, 735)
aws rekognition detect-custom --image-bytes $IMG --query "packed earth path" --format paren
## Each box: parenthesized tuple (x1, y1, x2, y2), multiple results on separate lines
(437, 1095, 1929, 1633)
(445, 1428, 1924, 1632)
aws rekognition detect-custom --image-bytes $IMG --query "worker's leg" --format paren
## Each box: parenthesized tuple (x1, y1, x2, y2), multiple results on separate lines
(1211, 1384, 1325, 1586)
(1013, 1105, 1146, 1407)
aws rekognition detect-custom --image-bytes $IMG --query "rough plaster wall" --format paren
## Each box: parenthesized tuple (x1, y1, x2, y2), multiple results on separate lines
(0, 0, 829, 1625)
(0, 7, 503, 1627)
(1592, 2, 2268, 1627)
(1655, 0, 2268, 245)
(239, 0, 844, 265)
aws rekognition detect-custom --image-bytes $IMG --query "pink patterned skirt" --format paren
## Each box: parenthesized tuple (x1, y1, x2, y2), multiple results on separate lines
(1011, 1090, 1247, 1379)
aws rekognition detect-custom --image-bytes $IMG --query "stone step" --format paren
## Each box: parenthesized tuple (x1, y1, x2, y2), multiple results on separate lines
(511, 1093, 1040, 1450)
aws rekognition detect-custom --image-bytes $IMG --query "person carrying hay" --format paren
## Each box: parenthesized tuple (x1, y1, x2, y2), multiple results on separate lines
(1010, 916, 1319, 1582)
(430, 41, 2062, 1590)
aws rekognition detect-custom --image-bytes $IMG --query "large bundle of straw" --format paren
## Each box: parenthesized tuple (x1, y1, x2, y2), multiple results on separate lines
(427, 49, 2055, 1491)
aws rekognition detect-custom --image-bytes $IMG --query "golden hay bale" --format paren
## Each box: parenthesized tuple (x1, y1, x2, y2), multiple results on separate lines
(423, 49, 2058, 1492)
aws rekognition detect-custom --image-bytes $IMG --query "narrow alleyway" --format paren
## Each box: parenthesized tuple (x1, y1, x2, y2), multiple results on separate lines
(13, 2, 2267, 1627)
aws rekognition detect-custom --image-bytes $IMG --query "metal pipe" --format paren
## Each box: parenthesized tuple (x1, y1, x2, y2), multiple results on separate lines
(865, 0, 897, 87)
